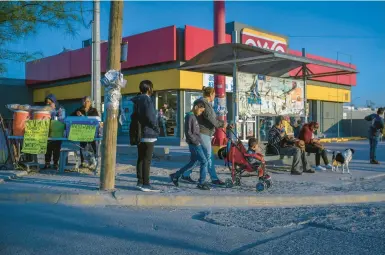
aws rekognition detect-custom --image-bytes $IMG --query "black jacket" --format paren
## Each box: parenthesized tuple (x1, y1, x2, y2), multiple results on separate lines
(131, 94, 159, 139)
(185, 112, 203, 146)
(195, 97, 224, 136)
(71, 107, 99, 117)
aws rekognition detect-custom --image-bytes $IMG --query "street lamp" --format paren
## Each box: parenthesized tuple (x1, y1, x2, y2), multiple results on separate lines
(350, 96, 360, 137)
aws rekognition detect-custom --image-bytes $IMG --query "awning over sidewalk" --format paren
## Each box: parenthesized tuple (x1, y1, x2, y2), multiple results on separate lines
(179, 43, 357, 78)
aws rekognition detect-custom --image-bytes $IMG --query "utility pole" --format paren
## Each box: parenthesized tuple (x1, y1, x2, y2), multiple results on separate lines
(100, 1, 123, 191)
(93, 0, 101, 115)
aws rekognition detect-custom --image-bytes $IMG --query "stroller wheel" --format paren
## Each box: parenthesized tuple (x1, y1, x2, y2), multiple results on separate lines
(256, 181, 266, 192)
(265, 179, 272, 189)
(225, 178, 233, 188)
(235, 176, 241, 186)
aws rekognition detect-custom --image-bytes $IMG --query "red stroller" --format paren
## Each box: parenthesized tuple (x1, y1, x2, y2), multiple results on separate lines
(218, 127, 272, 191)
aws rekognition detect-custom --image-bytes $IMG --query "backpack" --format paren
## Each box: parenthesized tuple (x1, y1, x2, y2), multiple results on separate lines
(129, 102, 141, 146)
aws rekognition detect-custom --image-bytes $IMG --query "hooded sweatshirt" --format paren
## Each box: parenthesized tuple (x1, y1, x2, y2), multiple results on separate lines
(131, 94, 159, 140)
(184, 112, 203, 146)
(299, 122, 317, 144)
(45, 94, 59, 119)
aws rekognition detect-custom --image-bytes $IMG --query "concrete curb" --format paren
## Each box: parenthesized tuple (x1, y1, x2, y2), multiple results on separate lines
(0, 171, 28, 184)
(1, 192, 385, 208)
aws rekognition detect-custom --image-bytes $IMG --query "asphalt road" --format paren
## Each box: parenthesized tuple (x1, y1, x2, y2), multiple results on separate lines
(0, 203, 384, 255)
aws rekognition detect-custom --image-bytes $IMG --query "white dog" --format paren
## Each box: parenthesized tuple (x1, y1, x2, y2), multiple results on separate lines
(331, 149, 355, 174)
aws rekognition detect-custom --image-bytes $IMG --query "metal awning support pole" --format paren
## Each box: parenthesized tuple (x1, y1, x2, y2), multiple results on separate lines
(302, 48, 308, 123)
(232, 31, 238, 135)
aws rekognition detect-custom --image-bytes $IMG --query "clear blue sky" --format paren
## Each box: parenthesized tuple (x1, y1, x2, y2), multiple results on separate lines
(3, 1, 385, 107)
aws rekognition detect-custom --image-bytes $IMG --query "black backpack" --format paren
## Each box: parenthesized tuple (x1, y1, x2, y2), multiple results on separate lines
(129, 102, 141, 146)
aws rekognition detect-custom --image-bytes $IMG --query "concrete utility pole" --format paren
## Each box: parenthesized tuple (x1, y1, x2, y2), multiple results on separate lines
(212, 0, 227, 151)
(93, 0, 101, 115)
(100, 1, 123, 191)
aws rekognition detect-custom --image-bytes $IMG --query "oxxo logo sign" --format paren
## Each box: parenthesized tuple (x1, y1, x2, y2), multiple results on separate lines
(241, 28, 288, 53)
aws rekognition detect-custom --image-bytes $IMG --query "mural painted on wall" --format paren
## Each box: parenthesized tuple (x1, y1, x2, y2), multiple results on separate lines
(237, 72, 305, 118)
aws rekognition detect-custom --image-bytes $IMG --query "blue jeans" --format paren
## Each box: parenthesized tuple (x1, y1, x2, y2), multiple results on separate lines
(369, 136, 380, 160)
(175, 144, 208, 184)
(182, 134, 219, 181)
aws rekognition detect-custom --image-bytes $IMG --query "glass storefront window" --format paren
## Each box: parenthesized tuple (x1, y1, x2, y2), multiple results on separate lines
(157, 91, 178, 137)
(185, 91, 202, 113)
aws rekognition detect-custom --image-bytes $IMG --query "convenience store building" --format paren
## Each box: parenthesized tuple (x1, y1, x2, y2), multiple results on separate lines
(25, 22, 357, 144)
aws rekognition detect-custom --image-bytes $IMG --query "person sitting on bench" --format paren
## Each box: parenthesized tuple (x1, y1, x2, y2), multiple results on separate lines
(299, 122, 332, 171)
(266, 116, 313, 175)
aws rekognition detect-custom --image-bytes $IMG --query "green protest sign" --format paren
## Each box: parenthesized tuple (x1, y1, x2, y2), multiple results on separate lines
(22, 120, 50, 154)
(68, 124, 96, 142)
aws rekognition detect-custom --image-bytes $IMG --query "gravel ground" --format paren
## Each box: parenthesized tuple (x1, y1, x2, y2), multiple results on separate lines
(200, 204, 385, 237)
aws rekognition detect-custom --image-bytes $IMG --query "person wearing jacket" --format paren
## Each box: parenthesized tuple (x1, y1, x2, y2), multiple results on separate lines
(181, 87, 227, 186)
(169, 101, 211, 190)
(71, 96, 99, 169)
(365, 108, 384, 164)
(299, 122, 332, 171)
(267, 116, 312, 175)
(131, 80, 160, 192)
(43, 94, 62, 170)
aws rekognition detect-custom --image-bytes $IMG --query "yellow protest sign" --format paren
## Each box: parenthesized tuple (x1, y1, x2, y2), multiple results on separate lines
(22, 120, 50, 154)
(68, 124, 96, 142)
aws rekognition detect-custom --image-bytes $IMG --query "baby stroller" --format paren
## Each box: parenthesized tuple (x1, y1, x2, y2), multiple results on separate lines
(218, 127, 272, 191)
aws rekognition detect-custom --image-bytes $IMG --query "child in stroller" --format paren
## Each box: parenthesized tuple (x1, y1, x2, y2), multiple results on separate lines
(218, 127, 272, 191)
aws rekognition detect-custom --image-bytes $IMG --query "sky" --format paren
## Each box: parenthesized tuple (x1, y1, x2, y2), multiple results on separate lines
(3, 1, 385, 107)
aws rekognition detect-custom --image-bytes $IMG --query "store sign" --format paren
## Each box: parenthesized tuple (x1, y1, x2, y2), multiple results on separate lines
(203, 73, 233, 92)
(241, 28, 288, 53)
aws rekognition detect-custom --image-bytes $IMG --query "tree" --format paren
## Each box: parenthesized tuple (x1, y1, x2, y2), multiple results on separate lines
(0, 1, 89, 74)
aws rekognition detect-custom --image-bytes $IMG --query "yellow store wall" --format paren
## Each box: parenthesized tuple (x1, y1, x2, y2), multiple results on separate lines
(33, 70, 350, 104)
(307, 84, 351, 103)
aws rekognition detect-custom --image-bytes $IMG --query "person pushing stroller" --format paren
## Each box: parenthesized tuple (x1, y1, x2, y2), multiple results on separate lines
(169, 101, 211, 190)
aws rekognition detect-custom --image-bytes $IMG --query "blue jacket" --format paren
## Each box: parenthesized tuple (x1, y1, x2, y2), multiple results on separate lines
(131, 94, 159, 139)
(365, 113, 384, 138)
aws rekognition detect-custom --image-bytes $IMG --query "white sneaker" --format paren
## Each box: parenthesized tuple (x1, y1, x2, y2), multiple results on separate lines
(315, 165, 326, 171)
(325, 164, 333, 170)
(140, 185, 160, 192)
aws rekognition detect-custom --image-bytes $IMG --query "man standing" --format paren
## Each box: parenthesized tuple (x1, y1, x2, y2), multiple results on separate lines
(365, 108, 384, 164)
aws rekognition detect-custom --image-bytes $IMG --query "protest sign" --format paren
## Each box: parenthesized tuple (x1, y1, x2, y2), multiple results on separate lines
(22, 120, 50, 154)
(68, 124, 96, 142)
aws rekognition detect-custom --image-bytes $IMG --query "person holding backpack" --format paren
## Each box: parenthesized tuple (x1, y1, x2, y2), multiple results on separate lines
(130, 80, 160, 192)
(365, 107, 384, 164)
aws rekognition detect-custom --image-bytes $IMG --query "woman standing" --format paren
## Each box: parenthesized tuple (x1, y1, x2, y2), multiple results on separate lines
(131, 80, 160, 192)
(43, 94, 62, 170)
(182, 87, 227, 186)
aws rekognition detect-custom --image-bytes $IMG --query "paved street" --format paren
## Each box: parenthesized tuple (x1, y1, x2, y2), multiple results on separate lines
(0, 202, 384, 255)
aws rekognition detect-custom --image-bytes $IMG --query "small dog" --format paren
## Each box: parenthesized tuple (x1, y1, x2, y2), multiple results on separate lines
(331, 149, 355, 174)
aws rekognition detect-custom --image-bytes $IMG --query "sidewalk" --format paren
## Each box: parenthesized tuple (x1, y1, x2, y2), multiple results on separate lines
(0, 141, 384, 208)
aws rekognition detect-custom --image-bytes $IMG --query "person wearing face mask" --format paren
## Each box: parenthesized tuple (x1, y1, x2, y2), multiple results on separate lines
(299, 122, 332, 171)
(181, 86, 227, 186)
(43, 94, 62, 170)
(71, 96, 99, 169)
(267, 116, 312, 175)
